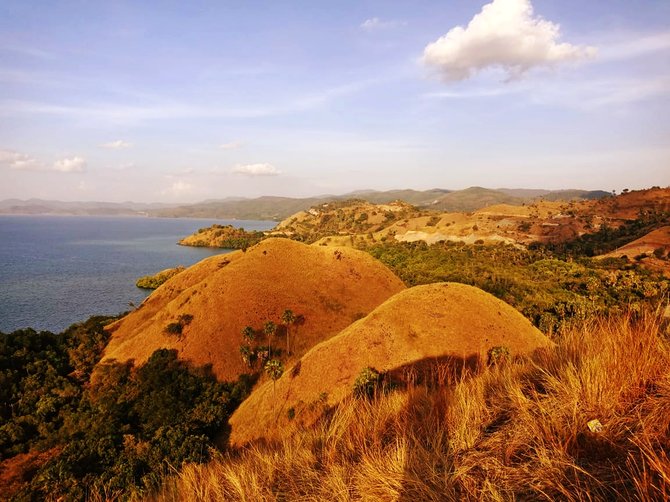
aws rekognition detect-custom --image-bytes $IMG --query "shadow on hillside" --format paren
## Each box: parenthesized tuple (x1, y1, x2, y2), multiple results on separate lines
(391, 347, 560, 500)
(385, 353, 482, 389)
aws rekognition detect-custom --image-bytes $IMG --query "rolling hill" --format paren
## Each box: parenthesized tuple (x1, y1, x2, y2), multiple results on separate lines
(101, 238, 405, 382)
(228, 282, 553, 446)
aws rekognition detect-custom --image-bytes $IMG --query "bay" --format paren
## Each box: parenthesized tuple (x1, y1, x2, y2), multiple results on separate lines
(0, 215, 275, 333)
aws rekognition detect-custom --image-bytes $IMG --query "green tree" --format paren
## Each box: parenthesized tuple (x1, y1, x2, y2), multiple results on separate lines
(281, 309, 296, 355)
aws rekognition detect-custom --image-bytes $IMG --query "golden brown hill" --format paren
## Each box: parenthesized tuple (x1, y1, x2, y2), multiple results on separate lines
(228, 282, 553, 446)
(102, 238, 405, 381)
(275, 199, 418, 243)
(601, 226, 670, 277)
(589, 186, 670, 220)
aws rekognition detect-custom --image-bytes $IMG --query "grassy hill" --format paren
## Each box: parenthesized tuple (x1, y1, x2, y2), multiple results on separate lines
(228, 282, 552, 446)
(103, 238, 405, 382)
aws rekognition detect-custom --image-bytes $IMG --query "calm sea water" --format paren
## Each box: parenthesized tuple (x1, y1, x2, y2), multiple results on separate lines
(0, 215, 275, 333)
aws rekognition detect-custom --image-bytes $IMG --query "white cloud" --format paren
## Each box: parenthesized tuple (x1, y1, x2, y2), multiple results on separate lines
(161, 180, 194, 196)
(422, 0, 596, 81)
(360, 17, 406, 31)
(231, 163, 281, 177)
(100, 139, 132, 149)
(0, 149, 41, 170)
(219, 140, 243, 150)
(1, 149, 87, 173)
(53, 156, 86, 172)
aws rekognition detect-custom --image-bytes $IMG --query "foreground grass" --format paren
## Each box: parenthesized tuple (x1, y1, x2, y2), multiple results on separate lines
(156, 308, 670, 501)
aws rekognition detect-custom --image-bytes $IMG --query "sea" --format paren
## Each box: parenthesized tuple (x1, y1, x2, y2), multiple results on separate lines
(0, 215, 275, 333)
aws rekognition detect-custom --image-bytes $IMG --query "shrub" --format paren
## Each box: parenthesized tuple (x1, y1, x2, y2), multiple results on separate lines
(165, 323, 183, 336)
(487, 345, 511, 365)
(353, 367, 382, 399)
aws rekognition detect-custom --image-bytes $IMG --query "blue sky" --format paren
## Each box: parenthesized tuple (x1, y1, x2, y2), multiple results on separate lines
(1, 0, 669, 202)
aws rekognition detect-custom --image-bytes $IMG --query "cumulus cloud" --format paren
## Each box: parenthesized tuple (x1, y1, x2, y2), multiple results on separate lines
(219, 140, 243, 150)
(422, 0, 596, 81)
(53, 156, 86, 172)
(0, 149, 41, 170)
(100, 139, 132, 149)
(360, 17, 405, 31)
(231, 163, 281, 177)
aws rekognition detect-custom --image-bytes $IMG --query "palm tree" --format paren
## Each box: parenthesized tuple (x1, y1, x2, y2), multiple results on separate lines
(264, 359, 284, 417)
(281, 309, 296, 355)
(264, 320, 277, 357)
(239, 344, 253, 368)
(241, 325, 255, 343)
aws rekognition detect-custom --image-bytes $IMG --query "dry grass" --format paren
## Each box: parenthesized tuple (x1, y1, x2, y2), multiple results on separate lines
(155, 308, 670, 501)
(229, 282, 552, 447)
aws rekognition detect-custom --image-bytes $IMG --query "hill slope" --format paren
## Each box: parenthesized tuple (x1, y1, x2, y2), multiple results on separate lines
(229, 282, 552, 446)
(102, 238, 406, 381)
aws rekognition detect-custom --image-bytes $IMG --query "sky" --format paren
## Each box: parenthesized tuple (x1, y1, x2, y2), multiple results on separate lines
(0, 0, 669, 203)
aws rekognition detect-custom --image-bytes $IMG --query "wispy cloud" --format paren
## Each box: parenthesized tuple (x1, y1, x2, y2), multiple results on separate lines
(2, 45, 57, 60)
(231, 163, 281, 177)
(220, 140, 243, 150)
(0, 149, 41, 170)
(360, 17, 406, 31)
(595, 31, 670, 63)
(423, 86, 526, 99)
(423, 73, 670, 108)
(0, 79, 378, 125)
(161, 180, 194, 196)
(100, 139, 132, 149)
(422, 0, 596, 82)
(531, 75, 670, 108)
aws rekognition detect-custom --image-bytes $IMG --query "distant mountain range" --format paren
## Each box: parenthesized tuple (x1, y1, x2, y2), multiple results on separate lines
(0, 188, 611, 220)
(0, 199, 174, 216)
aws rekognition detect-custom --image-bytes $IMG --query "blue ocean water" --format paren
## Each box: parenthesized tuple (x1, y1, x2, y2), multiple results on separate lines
(0, 215, 275, 333)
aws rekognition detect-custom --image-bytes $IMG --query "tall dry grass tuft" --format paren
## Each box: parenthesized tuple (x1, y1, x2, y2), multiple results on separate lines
(155, 308, 670, 501)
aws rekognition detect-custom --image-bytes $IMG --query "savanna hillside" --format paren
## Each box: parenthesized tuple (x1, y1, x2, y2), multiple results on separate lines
(1, 187, 669, 501)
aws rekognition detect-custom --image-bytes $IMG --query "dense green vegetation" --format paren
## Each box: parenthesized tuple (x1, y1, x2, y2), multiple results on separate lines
(136, 266, 185, 289)
(1, 317, 254, 501)
(0, 316, 113, 459)
(367, 241, 669, 334)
